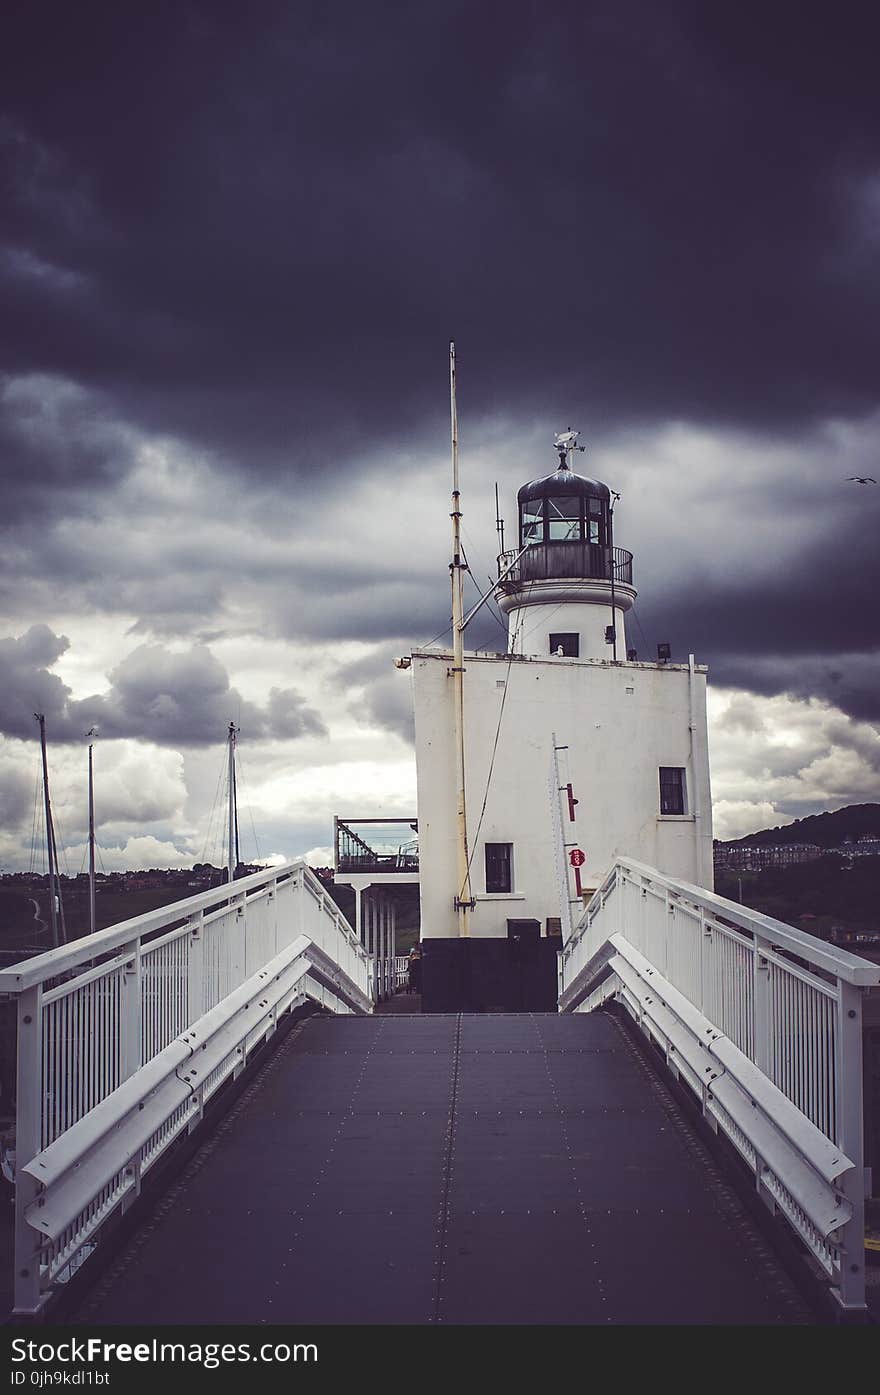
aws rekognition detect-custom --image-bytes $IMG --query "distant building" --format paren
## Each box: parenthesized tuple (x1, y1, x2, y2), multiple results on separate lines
(714, 842, 823, 871)
(851, 836, 880, 857)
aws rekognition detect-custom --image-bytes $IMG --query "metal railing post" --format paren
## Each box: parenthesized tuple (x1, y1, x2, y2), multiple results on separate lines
(120, 940, 142, 1082)
(188, 911, 205, 1024)
(232, 892, 246, 986)
(13, 984, 44, 1314)
(268, 878, 278, 956)
(370, 896, 379, 1002)
(753, 936, 772, 1076)
(835, 980, 867, 1311)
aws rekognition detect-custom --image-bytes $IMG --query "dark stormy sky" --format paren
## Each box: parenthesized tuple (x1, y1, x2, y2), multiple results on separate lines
(2, 1, 879, 869)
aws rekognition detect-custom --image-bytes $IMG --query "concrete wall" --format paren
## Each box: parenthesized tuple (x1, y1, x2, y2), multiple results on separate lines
(505, 596, 632, 661)
(412, 650, 712, 941)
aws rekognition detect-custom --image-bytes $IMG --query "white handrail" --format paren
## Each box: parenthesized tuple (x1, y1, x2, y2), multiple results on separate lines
(559, 856, 880, 1314)
(565, 856, 879, 985)
(5, 863, 374, 1316)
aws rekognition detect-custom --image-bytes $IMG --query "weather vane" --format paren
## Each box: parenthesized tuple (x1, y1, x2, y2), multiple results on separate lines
(554, 427, 585, 470)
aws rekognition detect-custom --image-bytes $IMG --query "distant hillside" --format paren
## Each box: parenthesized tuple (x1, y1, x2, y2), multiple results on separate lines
(727, 803, 880, 849)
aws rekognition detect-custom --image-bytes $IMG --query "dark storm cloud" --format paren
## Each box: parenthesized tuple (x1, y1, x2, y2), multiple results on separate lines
(0, 624, 73, 732)
(2, 0, 880, 483)
(0, 763, 32, 828)
(0, 625, 325, 746)
(335, 651, 416, 743)
(635, 519, 880, 722)
(2, 0, 880, 766)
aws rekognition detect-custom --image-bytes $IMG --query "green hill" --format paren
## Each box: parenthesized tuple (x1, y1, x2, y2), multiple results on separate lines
(726, 803, 880, 849)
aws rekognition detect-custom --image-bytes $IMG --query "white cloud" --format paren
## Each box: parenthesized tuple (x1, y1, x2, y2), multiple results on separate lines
(303, 845, 334, 867)
(3, 394, 879, 869)
(708, 686, 880, 838)
(69, 835, 193, 871)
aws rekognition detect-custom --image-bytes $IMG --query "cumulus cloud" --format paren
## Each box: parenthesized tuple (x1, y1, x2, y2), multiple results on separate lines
(264, 687, 326, 741)
(0, 762, 33, 829)
(708, 688, 880, 838)
(65, 836, 193, 872)
(0, 624, 72, 737)
(335, 650, 416, 744)
(0, 627, 325, 748)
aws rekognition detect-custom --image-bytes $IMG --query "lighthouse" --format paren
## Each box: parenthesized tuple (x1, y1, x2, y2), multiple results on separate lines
(498, 430, 635, 662)
(407, 428, 713, 1014)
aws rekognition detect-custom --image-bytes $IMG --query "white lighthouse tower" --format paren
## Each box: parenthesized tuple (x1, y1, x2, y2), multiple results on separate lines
(498, 429, 635, 662)
(406, 428, 713, 1013)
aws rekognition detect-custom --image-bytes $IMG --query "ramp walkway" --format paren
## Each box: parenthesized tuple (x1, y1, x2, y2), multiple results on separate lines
(71, 1012, 814, 1325)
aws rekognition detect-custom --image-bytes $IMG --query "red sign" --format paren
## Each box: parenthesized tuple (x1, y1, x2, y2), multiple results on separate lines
(569, 848, 586, 868)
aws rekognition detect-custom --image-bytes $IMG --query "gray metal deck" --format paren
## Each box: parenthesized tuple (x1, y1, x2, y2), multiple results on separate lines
(72, 1012, 815, 1325)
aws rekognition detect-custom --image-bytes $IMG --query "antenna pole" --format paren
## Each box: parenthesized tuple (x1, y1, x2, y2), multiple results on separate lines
(226, 721, 239, 885)
(495, 481, 505, 557)
(88, 734, 97, 936)
(35, 713, 61, 948)
(450, 342, 472, 933)
(608, 492, 619, 662)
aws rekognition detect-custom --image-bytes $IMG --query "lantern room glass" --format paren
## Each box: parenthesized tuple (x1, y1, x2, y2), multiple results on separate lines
(521, 499, 544, 544)
(519, 495, 609, 546)
(547, 496, 582, 541)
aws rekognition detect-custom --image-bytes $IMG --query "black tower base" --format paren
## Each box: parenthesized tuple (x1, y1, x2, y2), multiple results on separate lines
(420, 934, 559, 1013)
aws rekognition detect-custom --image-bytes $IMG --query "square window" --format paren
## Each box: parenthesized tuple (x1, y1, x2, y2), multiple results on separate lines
(520, 500, 544, 545)
(549, 633, 579, 657)
(659, 767, 687, 815)
(485, 842, 513, 893)
(546, 495, 583, 541)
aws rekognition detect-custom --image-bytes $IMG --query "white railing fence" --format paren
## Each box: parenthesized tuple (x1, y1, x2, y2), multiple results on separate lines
(0, 860, 372, 1316)
(559, 857, 880, 1315)
(393, 955, 410, 991)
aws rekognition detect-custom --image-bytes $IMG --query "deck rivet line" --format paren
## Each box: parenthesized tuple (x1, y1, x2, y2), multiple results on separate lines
(532, 1014, 608, 1317)
(72, 1009, 319, 1320)
(607, 1008, 814, 1322)
(430, 1011, 462, 1324)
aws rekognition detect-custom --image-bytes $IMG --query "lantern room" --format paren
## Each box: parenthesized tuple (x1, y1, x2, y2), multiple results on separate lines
(518, 469, 611, 548)
(494, 430, 637, 660)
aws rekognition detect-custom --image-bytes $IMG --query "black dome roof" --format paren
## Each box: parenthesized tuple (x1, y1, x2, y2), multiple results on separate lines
(517, 465, 610, 505)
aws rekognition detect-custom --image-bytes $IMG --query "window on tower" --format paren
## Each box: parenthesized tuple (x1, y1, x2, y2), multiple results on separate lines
(659, 767, 687, 816)
(546, 496, 582, 541)
(549, 633, 579, 657)
(520, 499, 544, 544)
(485, 842, 513, 893)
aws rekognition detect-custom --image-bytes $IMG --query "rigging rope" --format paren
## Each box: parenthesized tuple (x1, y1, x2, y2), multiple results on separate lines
(234, 747, 264, 865)
(458, 608, 525, 901)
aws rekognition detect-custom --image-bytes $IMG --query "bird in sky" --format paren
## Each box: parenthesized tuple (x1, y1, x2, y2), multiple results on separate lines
(845, 476, 877, 484)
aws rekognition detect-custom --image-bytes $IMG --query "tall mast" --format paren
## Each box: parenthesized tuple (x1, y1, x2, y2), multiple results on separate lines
(35, 713, 63, 947)
(449, 342, 473, 933)
(87, 729, 97, 935)
(495, 481, 505, 556)
(608, 490, 620, 663)
(226, 721, 240, 884)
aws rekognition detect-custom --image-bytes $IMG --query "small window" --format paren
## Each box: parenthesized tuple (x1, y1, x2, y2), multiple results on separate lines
(549, 633, 579, 657)
(546, 495, 582, 541)
(485, 842, 513, 893)
(659, 767, 687, 815)
(521, 499, 544, 545)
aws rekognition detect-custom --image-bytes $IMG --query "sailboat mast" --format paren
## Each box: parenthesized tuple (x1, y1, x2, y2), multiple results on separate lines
(449, 342, 472, 934)
(226, 721, 239, 884)
(495, 481, 505, 556)
(35, 713, 61, 948)
(87, 731, 97, 935)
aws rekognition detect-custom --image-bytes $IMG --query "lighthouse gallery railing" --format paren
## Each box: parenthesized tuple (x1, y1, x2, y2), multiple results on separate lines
(559, 856, 880, 1315)
(0, 861, 373, 1315)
